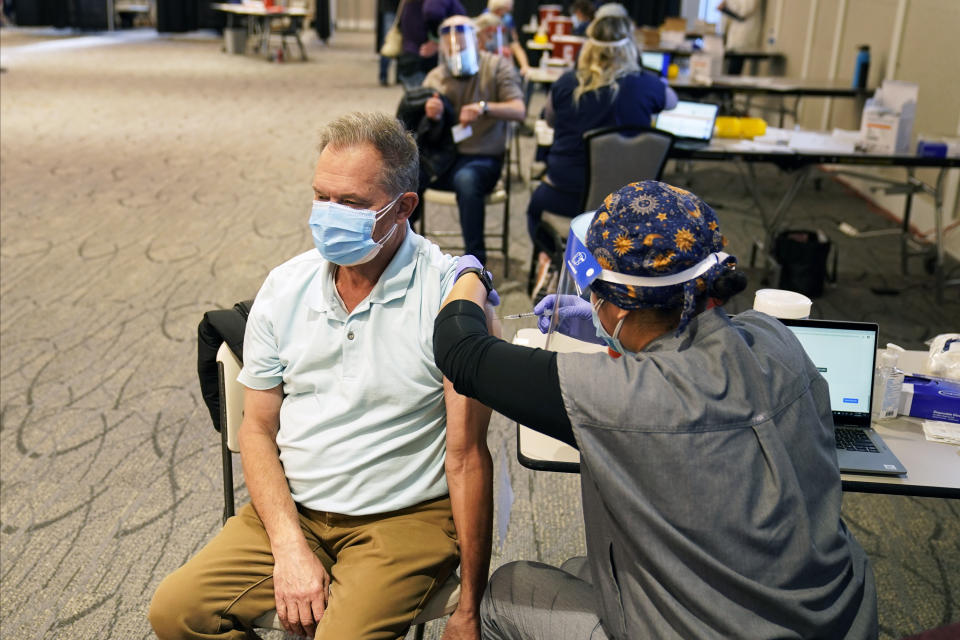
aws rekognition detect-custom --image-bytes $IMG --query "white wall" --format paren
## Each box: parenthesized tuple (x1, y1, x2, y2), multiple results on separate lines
(757, 0, 960, 259)
(333, 0, 375, 30)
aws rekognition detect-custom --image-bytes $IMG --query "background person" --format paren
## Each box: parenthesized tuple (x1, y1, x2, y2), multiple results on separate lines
(149, 112, 494, 640)
(434, 181, 878, 639)
(421, 15, 525, 265)
(719, 0, 765, 74)
(570, 0, 595, 36)
(484, 0, 531, 76)
(398, 0, 466, 90)
(376, 0, 401, 86)
(526, 15, 677, 267)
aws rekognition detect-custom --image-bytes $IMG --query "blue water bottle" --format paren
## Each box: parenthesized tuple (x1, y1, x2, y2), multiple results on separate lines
(853, 45, 870, 89)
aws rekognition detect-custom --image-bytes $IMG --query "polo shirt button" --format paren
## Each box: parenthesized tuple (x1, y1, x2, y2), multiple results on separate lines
(347, 330, 355, 340)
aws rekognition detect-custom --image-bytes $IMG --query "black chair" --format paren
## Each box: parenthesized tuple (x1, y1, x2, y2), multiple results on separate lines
(528, 126, 674, 296)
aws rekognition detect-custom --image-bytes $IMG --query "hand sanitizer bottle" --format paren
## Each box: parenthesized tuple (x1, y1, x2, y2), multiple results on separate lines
(873, 343, 905, 420)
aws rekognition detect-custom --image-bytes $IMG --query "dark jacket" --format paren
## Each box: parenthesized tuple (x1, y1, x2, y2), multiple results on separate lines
(397, 87, 458, 187)
(197, 300, 251, 431)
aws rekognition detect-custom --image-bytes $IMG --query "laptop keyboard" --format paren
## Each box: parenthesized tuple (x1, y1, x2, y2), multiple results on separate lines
(835, 428, 879, 453)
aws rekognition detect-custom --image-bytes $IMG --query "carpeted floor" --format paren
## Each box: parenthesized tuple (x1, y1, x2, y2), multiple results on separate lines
(0, 27, 957, 640)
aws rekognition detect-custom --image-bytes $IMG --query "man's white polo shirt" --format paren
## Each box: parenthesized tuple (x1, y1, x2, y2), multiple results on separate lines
(238, 225, 459, 515)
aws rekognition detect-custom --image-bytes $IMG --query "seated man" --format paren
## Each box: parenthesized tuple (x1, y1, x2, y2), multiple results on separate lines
(421, 15, 525, 265)
(149, 112, 494, 640)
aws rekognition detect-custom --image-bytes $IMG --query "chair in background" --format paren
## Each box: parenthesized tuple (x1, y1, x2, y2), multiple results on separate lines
(527, 126, 674, 296)
(419, 123, 515, 276)
(215, 344, 461, 639)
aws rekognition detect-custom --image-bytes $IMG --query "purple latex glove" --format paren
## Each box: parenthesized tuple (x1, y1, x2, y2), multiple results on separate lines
(455, 255, 501, 306)
(533, 294, 603, 345)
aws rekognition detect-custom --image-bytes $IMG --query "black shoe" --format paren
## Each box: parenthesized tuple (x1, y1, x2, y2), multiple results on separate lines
(379, 77, 389, 86)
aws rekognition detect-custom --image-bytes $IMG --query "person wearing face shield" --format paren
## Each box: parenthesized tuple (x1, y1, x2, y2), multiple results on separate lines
(483, 0, 531, 75)
(420, 15, 525, 265)
(526, 14, 677, 281)
(397, 0, 467, 90)
(150, 112, 497, 640)
(433, 181, 878, 639)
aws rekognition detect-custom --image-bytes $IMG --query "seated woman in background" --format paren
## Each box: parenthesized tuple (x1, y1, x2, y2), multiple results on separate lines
(525, 14, 678, 248)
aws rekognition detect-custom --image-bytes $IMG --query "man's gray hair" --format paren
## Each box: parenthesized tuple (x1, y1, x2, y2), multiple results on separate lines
(317, 112, 419, 195)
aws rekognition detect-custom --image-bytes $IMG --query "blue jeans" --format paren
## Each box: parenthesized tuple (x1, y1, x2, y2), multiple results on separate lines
(526, 179, 583, 242)
(378, 10, 395, 83)
(430, 154, 503, 264)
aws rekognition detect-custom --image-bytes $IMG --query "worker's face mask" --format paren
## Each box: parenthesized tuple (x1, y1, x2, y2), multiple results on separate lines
(309, 194, 402, 266)
(590, 297, 629, 356)
(441, 23, 480, 77)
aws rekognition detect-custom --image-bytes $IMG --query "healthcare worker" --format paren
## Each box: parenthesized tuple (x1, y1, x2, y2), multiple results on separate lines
(433, 181, 878, 639)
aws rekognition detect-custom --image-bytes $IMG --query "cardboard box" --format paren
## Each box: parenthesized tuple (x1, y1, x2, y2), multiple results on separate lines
(637, 26, 660, 49)
(689, 52, 722, 84)
(857, 80, 917, 154)
(661, 17, 687, 32)
(899, 375, 960, 424)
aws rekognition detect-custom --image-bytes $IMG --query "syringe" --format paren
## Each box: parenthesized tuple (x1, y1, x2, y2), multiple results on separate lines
(499, 310, 550, 320)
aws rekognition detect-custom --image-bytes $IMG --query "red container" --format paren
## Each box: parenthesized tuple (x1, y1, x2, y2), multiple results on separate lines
(545, 15, 573, 38)
(551, 35, 585, 62)
(538, 4, 562, 24)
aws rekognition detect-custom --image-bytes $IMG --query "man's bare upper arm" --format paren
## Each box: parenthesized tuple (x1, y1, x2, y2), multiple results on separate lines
(241, 385, 283, 439)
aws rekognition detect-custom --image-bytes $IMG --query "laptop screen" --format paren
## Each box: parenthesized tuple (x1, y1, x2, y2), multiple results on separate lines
(654, 101, 719, 141)
(641, 51, 669, 76)
(781, 319, 878, 422)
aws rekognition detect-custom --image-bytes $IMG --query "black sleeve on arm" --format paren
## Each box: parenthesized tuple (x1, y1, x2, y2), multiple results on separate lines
(434, 300, 577, 449)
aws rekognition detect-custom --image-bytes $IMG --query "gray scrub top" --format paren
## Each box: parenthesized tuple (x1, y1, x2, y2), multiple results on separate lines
(557, 308, 878, 640)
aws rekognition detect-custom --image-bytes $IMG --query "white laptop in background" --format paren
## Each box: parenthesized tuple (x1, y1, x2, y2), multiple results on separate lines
(654, 100, 719, 150)
(781, 318, 907, 476)
(641, 51, 669, 76)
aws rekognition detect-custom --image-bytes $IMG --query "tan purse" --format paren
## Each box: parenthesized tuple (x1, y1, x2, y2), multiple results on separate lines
(379, 0, 407, 58)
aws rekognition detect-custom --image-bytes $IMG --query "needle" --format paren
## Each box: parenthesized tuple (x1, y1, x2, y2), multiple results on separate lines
(499, 310, 550, 320)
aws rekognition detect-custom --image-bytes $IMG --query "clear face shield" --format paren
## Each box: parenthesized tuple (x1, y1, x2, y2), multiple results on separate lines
(544, 212, 598, 352)
(440, 23, 480, 77)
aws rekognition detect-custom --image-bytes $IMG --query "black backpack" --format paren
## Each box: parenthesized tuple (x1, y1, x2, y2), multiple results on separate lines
(396, 86, 458, 185)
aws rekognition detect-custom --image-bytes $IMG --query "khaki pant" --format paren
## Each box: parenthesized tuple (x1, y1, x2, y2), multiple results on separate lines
(149, 496, 458, 640)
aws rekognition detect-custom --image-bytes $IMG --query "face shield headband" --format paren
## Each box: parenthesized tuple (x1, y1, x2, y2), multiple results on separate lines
(563, 216, 735, 335)
(440, 23, 480, 77)
(586, 37, 632, 48)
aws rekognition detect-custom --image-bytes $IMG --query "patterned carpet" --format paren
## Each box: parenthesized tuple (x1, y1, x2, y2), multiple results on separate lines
(0, 27, 957, 640)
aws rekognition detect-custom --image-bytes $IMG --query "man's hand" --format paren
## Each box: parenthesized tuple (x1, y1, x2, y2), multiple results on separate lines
(459, 102, 484, 126)
(420, 40, 438, 57)
(273, 543, 330, 638)
(425, 92, 444, 121)
(441, 607, 480, 640)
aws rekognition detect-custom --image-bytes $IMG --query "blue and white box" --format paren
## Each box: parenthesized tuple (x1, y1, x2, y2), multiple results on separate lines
(899, 375, 960, 424)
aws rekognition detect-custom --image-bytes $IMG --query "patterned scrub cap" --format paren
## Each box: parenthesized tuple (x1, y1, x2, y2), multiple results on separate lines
(585, 180, 736, 334)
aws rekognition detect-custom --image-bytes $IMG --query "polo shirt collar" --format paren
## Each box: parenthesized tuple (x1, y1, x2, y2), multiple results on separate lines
(305, 223, 417, 314)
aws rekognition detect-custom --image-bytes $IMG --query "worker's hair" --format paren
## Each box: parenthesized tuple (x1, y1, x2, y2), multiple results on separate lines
(317, 112, 419, 195)
(473, 11, 501, 31)
(488, 0, 512, 13)
(574, 15, 639, 103)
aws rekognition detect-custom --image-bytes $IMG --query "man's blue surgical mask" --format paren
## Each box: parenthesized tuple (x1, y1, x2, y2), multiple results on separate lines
(591, 297, 630, 356)
(309, 194, 402, 266)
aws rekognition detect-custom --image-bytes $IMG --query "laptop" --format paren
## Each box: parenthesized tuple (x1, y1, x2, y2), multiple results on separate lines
(641, 51, 670, 77)
(781, 318, 907, 476)
(654, 100, 719, 150)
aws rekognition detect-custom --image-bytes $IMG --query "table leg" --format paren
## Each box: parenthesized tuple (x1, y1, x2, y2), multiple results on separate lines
(742, 162, 812, 280)
(260, 16, 271, 59)
(932, 168, 947, 303)
(900, 167, 915, 276)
